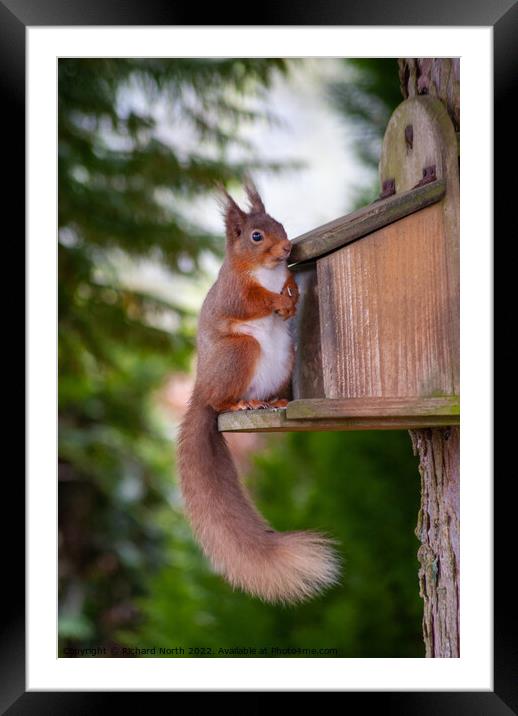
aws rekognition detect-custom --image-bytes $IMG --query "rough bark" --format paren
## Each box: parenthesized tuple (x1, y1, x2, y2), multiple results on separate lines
(398, 58, 460, 132)
(399, 58, 461, 658)
(411, 428, 460, 657)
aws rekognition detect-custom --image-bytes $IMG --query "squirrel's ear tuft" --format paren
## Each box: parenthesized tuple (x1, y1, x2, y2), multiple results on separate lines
(244, 178, 266, 214)
(216, 185, 246, 241)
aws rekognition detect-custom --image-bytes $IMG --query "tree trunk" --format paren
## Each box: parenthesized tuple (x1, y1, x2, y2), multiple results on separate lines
(399, 58, 461, 658)
(411, 428, 460, 657)
(398, 58, 460, 132)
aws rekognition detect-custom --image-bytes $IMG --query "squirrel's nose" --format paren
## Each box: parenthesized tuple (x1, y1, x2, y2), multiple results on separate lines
(282, 241, 292, 258)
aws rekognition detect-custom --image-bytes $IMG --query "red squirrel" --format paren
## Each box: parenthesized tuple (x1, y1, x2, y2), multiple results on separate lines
(177, 181, 340, 604)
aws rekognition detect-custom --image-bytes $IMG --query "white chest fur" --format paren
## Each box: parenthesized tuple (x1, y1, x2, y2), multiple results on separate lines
(235, 264, 293, 400)
(252, 264, 287, 294)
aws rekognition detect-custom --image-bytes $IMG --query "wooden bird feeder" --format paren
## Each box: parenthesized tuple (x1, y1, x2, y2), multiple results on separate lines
(219, 96, 459, 434)
(218, 94, 461, 658)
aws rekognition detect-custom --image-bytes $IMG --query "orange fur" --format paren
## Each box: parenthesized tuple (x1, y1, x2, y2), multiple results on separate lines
(177, 181, 341, 604)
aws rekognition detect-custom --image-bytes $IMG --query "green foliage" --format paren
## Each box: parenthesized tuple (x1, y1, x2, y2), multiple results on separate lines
(58, 58, 290, 650)
(59, 59, 290, 271)
(118, 430, 422, 658)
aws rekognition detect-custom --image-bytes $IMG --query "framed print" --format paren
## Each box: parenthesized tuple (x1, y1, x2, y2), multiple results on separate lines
(8, 0, 509, 710)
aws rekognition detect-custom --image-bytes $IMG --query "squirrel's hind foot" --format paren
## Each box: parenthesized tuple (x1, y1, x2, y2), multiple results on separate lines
(219, 398, 288, 412)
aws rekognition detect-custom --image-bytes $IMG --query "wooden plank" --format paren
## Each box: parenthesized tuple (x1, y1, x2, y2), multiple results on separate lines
(291, 264, 325, 399)
(218, 408, 293, 432)
(218, 399, 459, 433)
(218, 412, 458, 433)
(318, 203, 458, 399)
(287, 396, 459, 419)
(289, 179, 445, 264)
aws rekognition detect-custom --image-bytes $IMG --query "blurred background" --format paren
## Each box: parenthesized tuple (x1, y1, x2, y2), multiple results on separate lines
(58, 58, 423, 658)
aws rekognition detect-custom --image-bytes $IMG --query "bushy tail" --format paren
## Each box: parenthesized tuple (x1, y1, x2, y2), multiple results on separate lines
(177, 397, 341, 604)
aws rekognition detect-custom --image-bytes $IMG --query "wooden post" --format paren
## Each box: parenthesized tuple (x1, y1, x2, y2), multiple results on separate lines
(391, 62, 461, 657)
(412, 427, 460, 657)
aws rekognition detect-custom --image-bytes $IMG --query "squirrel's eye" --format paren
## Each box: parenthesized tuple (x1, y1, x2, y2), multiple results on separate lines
(251, 231, 263, 243)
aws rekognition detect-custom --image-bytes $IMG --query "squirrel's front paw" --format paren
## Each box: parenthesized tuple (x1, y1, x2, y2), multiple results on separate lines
(275, 292, 296, 320)
(276, 304, 296, 320)
(276, 279, 298, 319)
(281, 279, 299, 305)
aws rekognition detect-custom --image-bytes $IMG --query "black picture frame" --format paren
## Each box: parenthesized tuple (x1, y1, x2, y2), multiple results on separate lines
(8, 0, 508, 711)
